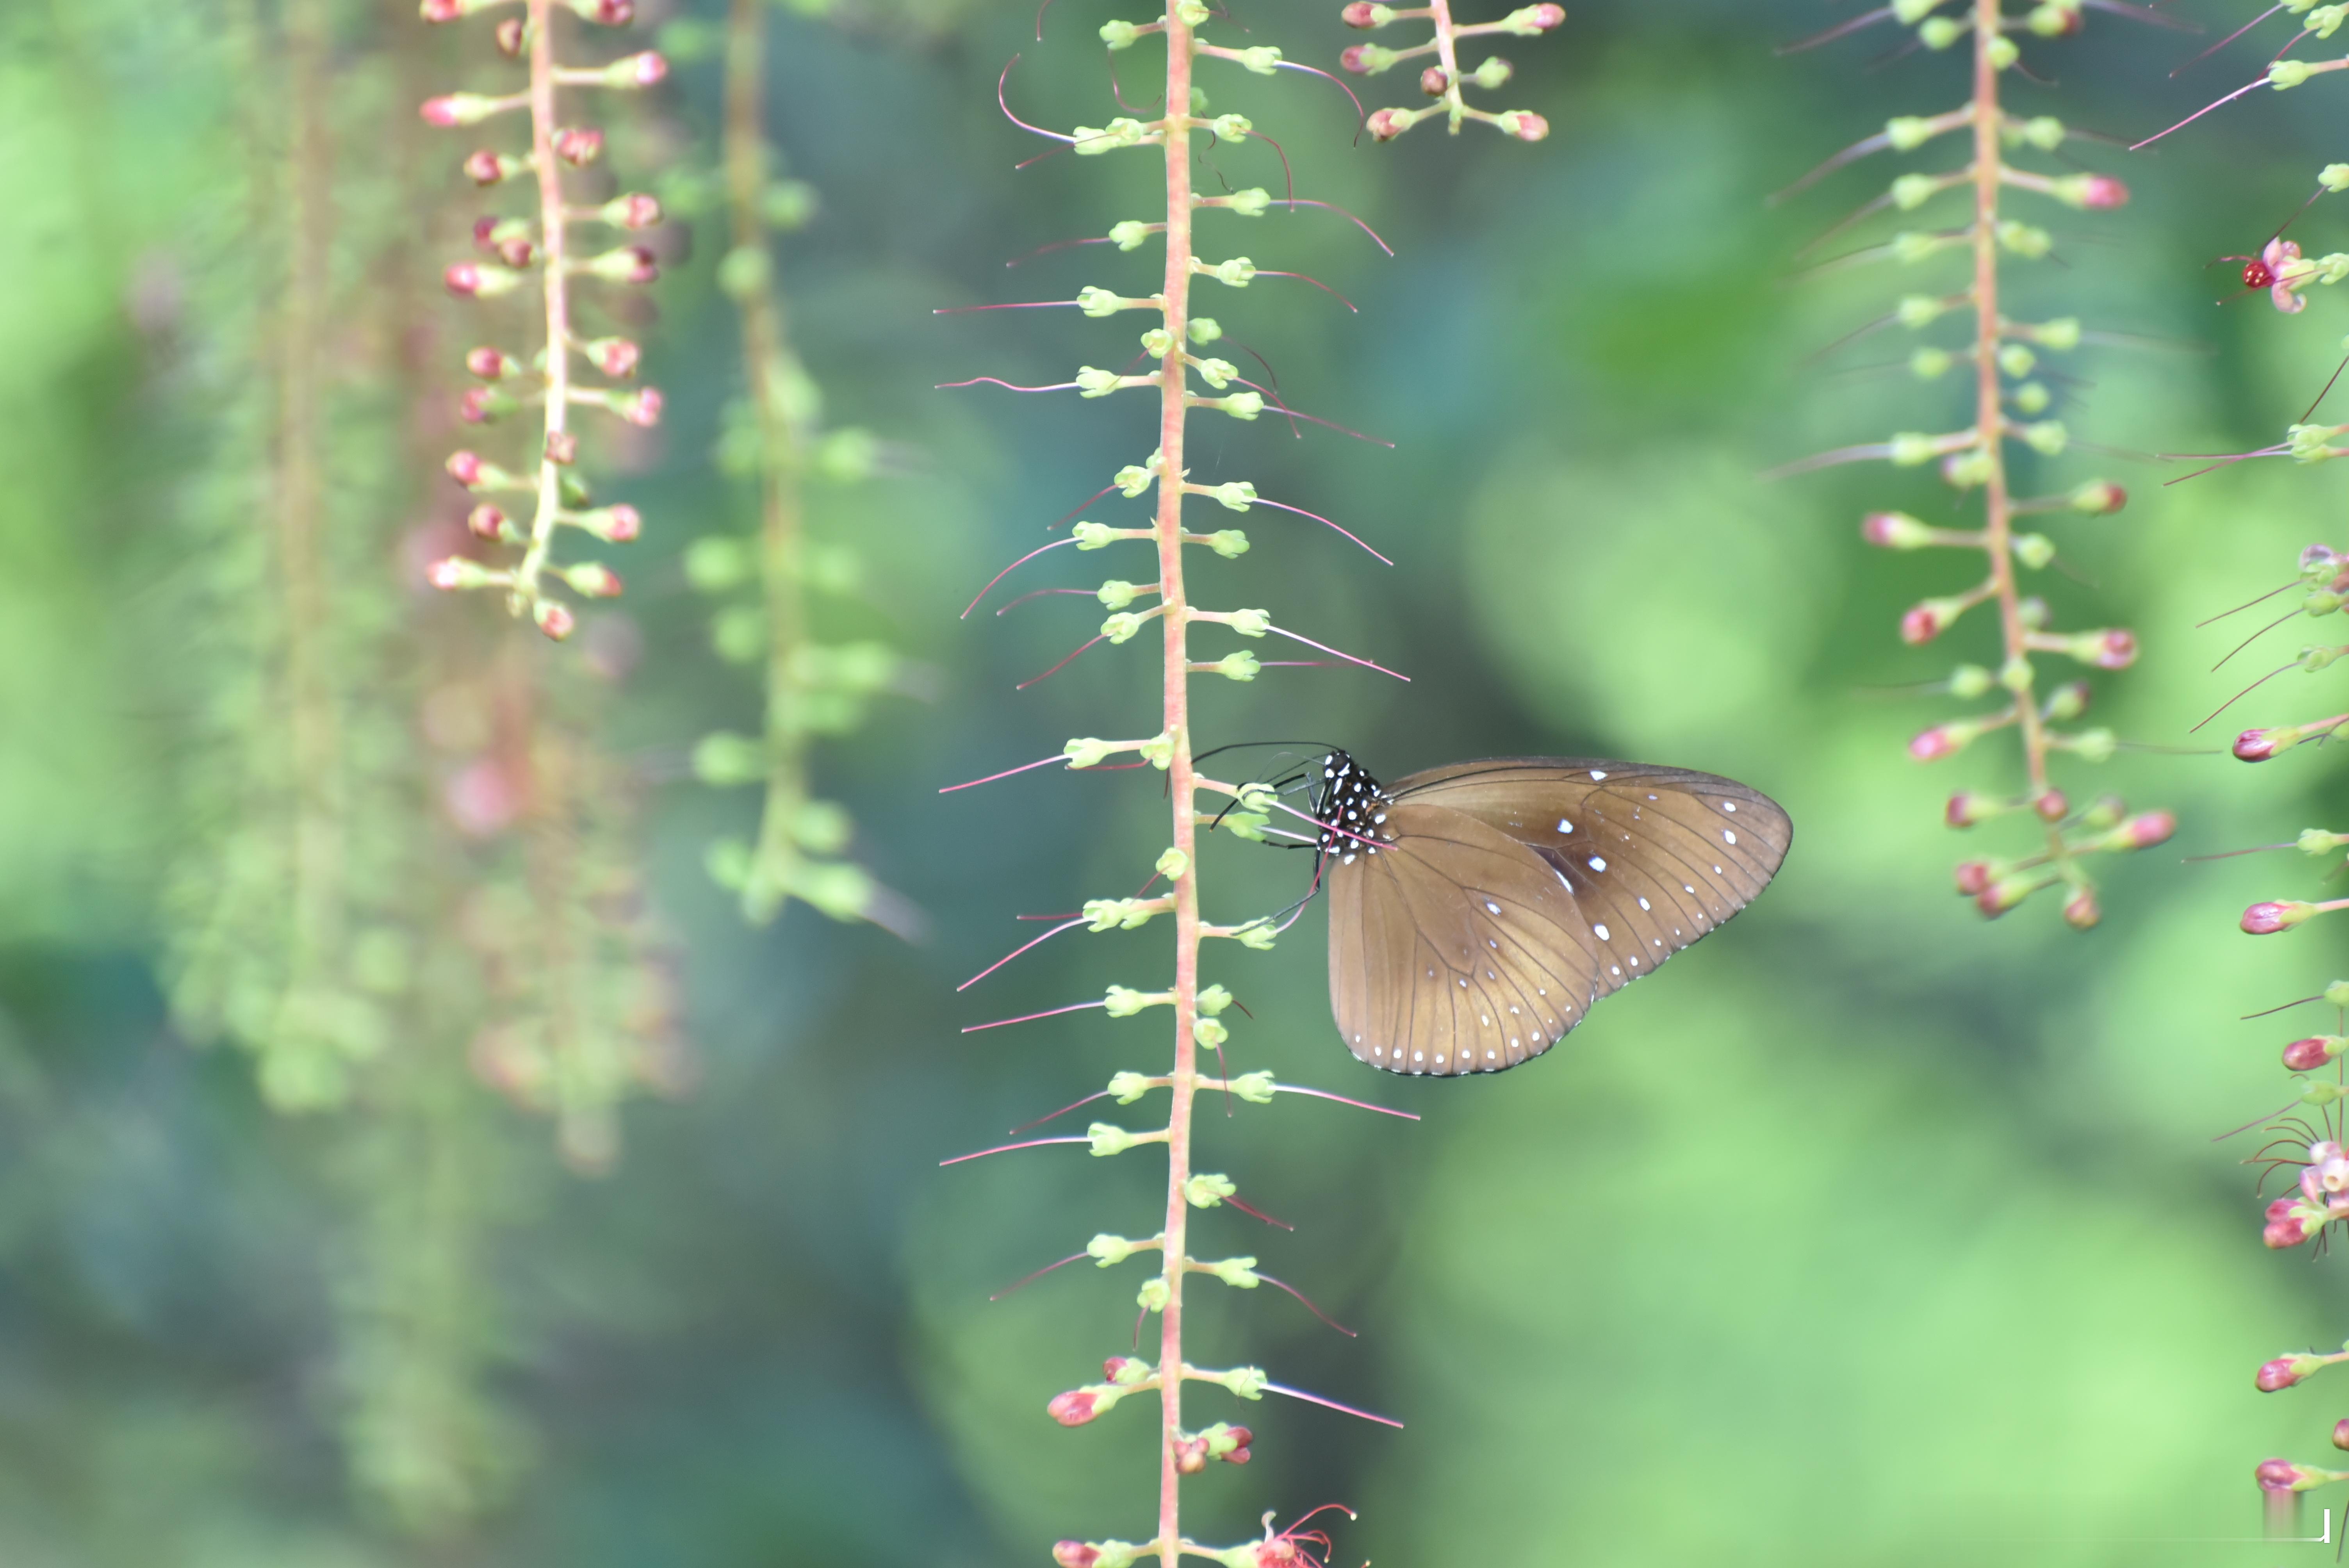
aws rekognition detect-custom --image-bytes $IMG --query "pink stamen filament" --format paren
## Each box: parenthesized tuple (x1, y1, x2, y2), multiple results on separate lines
(962, 537, 1085, 617)
(961, 998, 1110, 1034)
(939, 1134, 1092, 1166)
(1262, 1381, 1404, 1429)
(960, 915, 1091, 992)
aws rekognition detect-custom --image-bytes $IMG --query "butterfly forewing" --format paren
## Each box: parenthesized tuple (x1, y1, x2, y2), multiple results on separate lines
(1323, 755, 1791, 1075)
(1328, 802, 1600, 1076)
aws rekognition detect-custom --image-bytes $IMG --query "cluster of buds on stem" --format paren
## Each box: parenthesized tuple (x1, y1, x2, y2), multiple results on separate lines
(1340, 0, 1559, 142)
(419, 0, 667, 640)
(1777, 0, 2165, 927)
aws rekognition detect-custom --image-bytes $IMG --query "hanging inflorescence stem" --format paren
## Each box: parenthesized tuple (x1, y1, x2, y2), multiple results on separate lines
(1337, 0, 1561, 141)
(418, 0, 668, 640)
(943, 5, 1412, 1564)
(1777, 0, 2171, 928)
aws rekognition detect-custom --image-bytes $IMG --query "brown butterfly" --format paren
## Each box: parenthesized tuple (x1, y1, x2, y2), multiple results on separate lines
(1307, 753, 1791, 1076)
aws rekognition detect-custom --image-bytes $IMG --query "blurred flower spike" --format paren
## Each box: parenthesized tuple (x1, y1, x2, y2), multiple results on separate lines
(1773, 0, 2163, 926)
(1340, 0, 1561, 142)
(420, 0, 666, 638)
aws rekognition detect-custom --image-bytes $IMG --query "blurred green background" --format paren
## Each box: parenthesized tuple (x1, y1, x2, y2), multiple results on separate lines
(10, 0, 2349, 1563)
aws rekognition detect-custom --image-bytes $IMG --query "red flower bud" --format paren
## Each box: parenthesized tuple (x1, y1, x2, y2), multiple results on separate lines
(2079, 174, 2128, 209)
(1342, 45, 1377, 73)
(494, 16, 526, 54)
(1103, 1355, 1149, 1384)
(2235, 729, 2278, 761)
(2071, 480, 2126, 514)
(2333, 1418, 2349, 1450)
(458, 387, 498, 423)
(1341, 1, 1381, 23)
(2061, 887, 2100, 929)
(617, 50, 668, 86)
(2266, 1197, 2313, 1249)
(534, 599, 576, 640)
(610, 192, 662, 230)
(2034, 789, 2068, 823)
(1420, 66, 1449, 95)
(1526, 3, 1564, 25)
(496, 237, 536, 268)
(2286, 1037, 2339, 1072)
(419, 0, 465, 19)
(1502, 110, 1550, 142)
(1047, 1389, 1099, 1426)
(1365, 107, 1408, 140)
(446, 450, 485, 486)
(547, 430, 579, 465)
(1953, 860, 1993, 896)
(555, 127, 605, 166)
(2114, 811, 2175, 850)
(419, 95, 470, 127)
(601, 504, 641, 542)
(2243, 900, 2311, 934)
(2260, 1356, 2315, 1392)
(1053, 1545, 1100, 1568)
(445, 261, 487, 296)
(622, 387, 663, 427)
(427, 557, 470, 589)
(1976, 876, 2034, 918)
(1900, 599, 1957, 644)
(2089, 629, 2137, 669)
(565, 563, 622, 599)
(568, 0, 635, 20)
(1946, 791, 1989, 828)
(463, 149, 510, 185)
(465, 504, 507, 540)
(466, 346, 517, 380)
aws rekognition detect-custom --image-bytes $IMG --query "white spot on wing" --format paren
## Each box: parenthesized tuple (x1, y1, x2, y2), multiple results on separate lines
(1593, 923, 1611, 941)
(1556, 818, 1572, 834)
(1589, 856, 1607, 872)
(1589, 770, 1608, 780)
(1723, 829, 1738, 845)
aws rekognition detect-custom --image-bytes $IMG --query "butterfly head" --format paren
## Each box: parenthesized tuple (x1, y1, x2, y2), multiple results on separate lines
(1314, 750, 1389, 858)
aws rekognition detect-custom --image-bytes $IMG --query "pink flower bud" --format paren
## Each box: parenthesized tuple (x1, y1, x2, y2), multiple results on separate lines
(1976, 876, 2034, 918)
(2087, 629, 2137, 669)
(420, 93, 506, 127)
(444, 261, 520, 298)
(1500, 110, 1550, 142)
(2243, 900, 2313, 934)
(1342, 45, 1377, 73)
(2333, 1418, 2349, 1450)
(1900, 598, 1959, 644)
(547, 430, 579, 465)
(566, 0, 635, 20)
(1946, 791, 1989, 828)
(2236, 729, 2278, 761)
(606, 192, 662, 230)
(1173, 1434, 1209, 1474)
(534, 599, 576, 640)
(446, 450, 484, 486)
(458, 387, 498, 423)
(1526, 3, 1564, 25)
(621, 387, 663, 426)
(1053, 1545, 1100, 1568)
(1365, 107, 1408, 140)
(1047, 1389, 1099, 1426)
(463, 149, 512, 185)
(1420, 66, 1449, 95)
(2078, 175, 2128, 209)
(2258, 1358, 2308, 1392)
(427, 557, 470, 589)
(1861, 510, 1931, 548)
(598, 504, 641, 542)
(465, 504, 507, 540)
(2061, 887, 2100, 930)
(2259, 1457, 2307, 1492)
(2286, 1036, 2340, 1071)
(496, 237, 536, 268)
(419, 0, 465, 19)
(466, 346, 518, 380)
(586, 337, 641, 377)
(585, 246, 660, 284)
(2035, 789, 2068, 823)
(494, 16, 526, 54)
(613, 50, 668, 86)
(1103, 1355, 1149, 1384)
(1953, 860, 1993, 896)
(555, 127, 605, 166)
(1909, 725, 1957, 761)
(2115, 811, 2175, 849)
(2267, 1197, 2314, 1249)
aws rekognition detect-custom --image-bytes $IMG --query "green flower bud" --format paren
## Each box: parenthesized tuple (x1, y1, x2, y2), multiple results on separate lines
(1188, 316, 1223, 342)
(1996, 343, 2037, 377)
(1115, 461, 1157, 496)
(1919, 15, 1964, 47)
(1205, 256, 1257, 286)
(704, 836, 752, 891)
(1349, 42, 1400, 71)
(1998, 654, 2034, 692)
(1109, 220, 1152, 250)
(684, 535, 753, 591)
(1098, 579, 1141, 609)
(1892, 0, 1943, 20)
(2323, 163, 2349, 192)
(1156, 846, 1191, 880)
(1196, 985, 1233, 1015)
(795, 800, 853, 854)
(1996, 220, 2053, 258)
(1209, 480, 1256, 511)
(1105, 984, 1153, 1016)
(1221, 811, 1269, 841)
(1235, 921, 1277, 950)
(1889, 431, 1941, 466)
(1195, 1014, 1228, 1047)
(1231, 45, 1283, 74)
(2018, 419, 2068, 456)
(2035, 316, 2081, 350)
(1949, 663, 1995, 699)
(1090, 1122, 1146, 1159)
(1089, 1233, 1141, 1265)
(712, 603, 766, 663)
(1108, 1071, 1154, 1102)
(1100, 17, 1139, 47)
(692, 731, 765, 787)
(1890, 230, 1946, 264)
(1470, 55, 1513, 89)
(1214, 391, 1264, 420)
(1072, 521, 1116, 549)
(1891, 172, 1939, 210)
(1137, 731, 1176, 769)
(1885, 113, 1935, 150)
(2011, 381, 2051, 415)
(1205, 1254, 1258, 1287)
(1896, 293, 1947, 328)
(1141, 328, 1174, 358)
(2012, 533, 2055, 570)
(1192, 356, 1238, 389)
(2272, 58, 2316, 88)
(1077, 286, 1123, 317)
(1173, 0, 1209, 21)
(1065, 736, 1120, 768)
(1137, 1276, 1170, 1313)
(1985, 33, 2018, 69)
(1226, 607, 1271, 636)
(1101, 610, 1149, 643)
(2066, 728, 2118, 763)
(1185, 1171, 1237, 1208)
(1910, 347, 1952, 379)
(1211, 650, 1260, 681)
(1206, 529, 1249, 557)
(2021, 116, 2066, 150)
(1228, 1071, 1276, 1103)
(1076, 365, 1124, 398)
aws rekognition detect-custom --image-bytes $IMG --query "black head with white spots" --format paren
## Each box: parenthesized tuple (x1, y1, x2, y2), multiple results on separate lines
(1313, 750, 1389, 859)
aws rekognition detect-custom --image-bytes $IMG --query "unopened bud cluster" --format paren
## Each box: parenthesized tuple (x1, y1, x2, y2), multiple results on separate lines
(1786, 1, 2161, 926)
(1340, 0, 1559, 143)
(419, 0, 667, 638)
